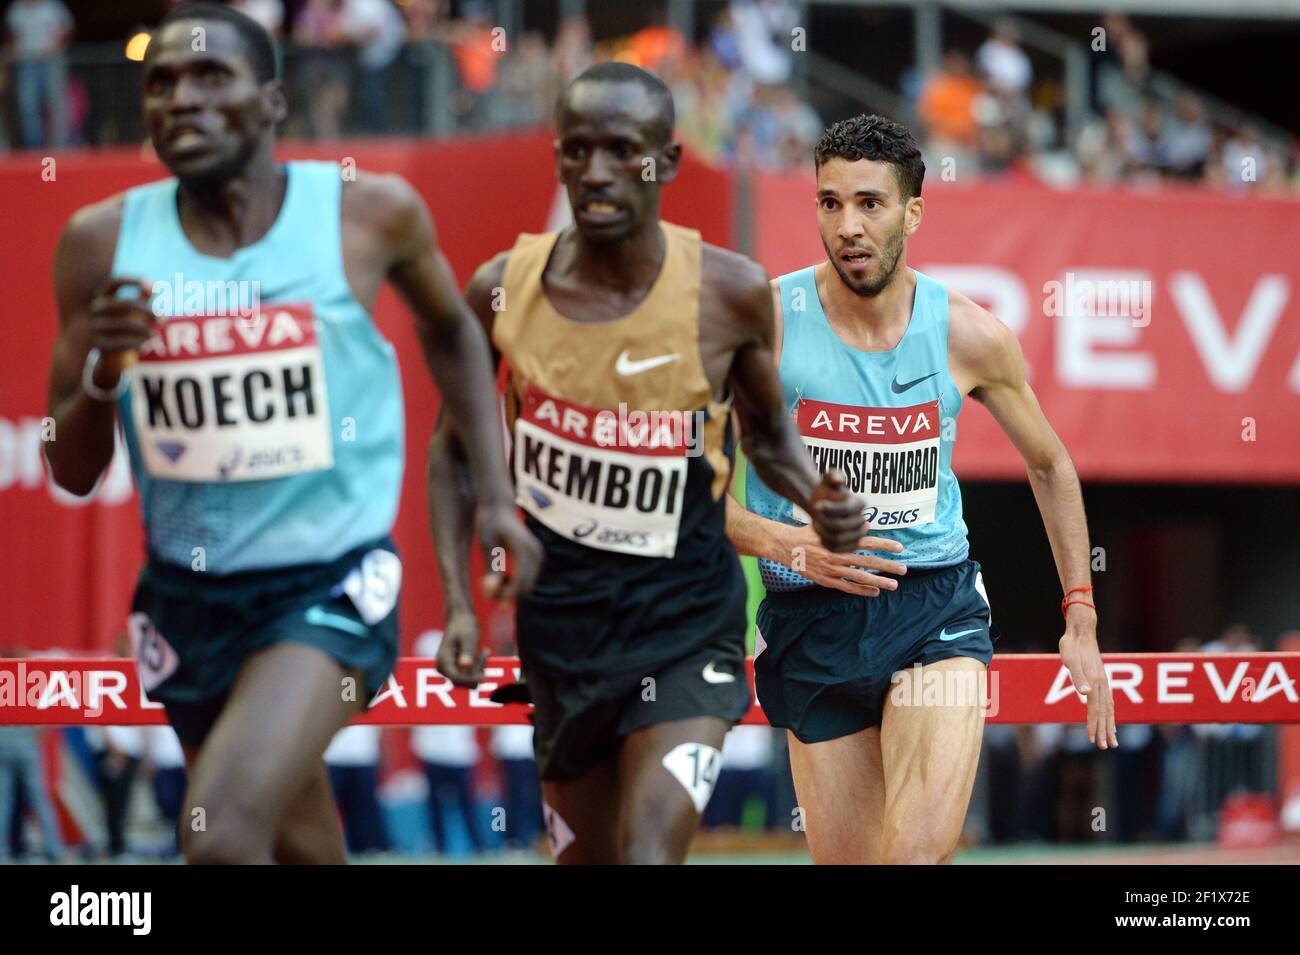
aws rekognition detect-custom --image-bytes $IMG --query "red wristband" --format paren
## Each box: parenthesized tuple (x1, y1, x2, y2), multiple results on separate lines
(1061, 585, 1094, 619)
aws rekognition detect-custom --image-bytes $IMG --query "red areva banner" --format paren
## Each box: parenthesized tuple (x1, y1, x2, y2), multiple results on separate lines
(754, 172, 1300, 485)
(2, 654, 1297, 726)
(0, 133, 733, 654)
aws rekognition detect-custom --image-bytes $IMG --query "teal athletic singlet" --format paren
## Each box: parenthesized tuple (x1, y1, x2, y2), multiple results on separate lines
(746, 266, 970, 590)
(112, 160, 404, 573)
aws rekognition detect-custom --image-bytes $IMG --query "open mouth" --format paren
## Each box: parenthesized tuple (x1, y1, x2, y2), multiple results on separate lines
(841, 248, 873, 268)
(579, 199, 623, 220)
(166, 125, 210, 151)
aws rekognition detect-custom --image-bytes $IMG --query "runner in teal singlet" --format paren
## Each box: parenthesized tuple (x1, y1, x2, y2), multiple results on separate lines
(727, 115, 1116, 864)
(43, 4, 540, 864)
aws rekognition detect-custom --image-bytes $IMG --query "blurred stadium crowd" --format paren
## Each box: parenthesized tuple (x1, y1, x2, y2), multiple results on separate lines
(0, 625, 1277, 860)
(2, 0, 1296, 191)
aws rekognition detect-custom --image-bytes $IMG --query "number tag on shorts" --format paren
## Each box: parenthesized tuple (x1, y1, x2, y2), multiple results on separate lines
(542, 800, 575, 859)
(339, 550, 402, 626)
(127, 612, 179, 693)
(661, 742, 722, 813)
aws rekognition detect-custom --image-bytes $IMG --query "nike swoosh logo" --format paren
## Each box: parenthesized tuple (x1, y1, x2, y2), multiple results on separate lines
(939, 626, 983, 642)
(701, 662, 737, 684)
(890, 371, 940, 394)
(615, 349, 681, 376)
(305, 606, 369, 639)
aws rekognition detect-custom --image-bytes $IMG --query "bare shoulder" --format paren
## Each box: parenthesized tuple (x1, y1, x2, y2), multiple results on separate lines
(464, 250, 511, 320)
(702, 242, 769, 303)
(701, 242, 771, 339)
(60, 193, 125, 262)
(467, 250, 509, 295)
(342, 170, 431, 244)
(55, 193, 126, 306)
(947, 286, 1021, 386)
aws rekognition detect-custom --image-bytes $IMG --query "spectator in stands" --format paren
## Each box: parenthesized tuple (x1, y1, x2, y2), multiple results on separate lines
(293, 0, 352, 139)
(918, 50, 982, 154)
(494, 31, 555, 129)
(412, 631, 485, 855)
(141, 723, 186, 857)
(324, 724, 390, 855)
(976, 20, 1032, 101)
(1076, 106, 1142, 183)
(490, 725, 543, 851)
(230, 0, 284, 38)
(342, 0, 408, 135)
(400, 0, 447, 133)
(1220, 124, 1269, 192)
(707, 6, 743, 74)
(4, 0, 73, 149)
(1156, 637, 1201, 841)
(85, 725, 142, 859)
(1163, 92, 1211, 180)
(673, 51, 735, 166)
(1130, 98, 1170, 177)
(446, 0, 501, 129)
(730, 0, 796, 87)
(552, 14, 593, 82)
(625, 6, 687, 75)
(0, 721, 66, 862)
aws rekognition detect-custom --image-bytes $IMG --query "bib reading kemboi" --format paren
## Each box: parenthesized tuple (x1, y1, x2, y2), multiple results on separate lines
(513, 383, 688, 558)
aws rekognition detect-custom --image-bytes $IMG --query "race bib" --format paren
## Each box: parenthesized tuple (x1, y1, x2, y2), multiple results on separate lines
(513, 384, 688, 558)
(792, 396, 941, 530)
(130, 304, 334, 482)
(338, 549, 403, 626)
(127, 612, 179, 693)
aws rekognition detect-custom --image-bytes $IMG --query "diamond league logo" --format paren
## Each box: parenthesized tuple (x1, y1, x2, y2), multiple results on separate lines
(155, 439, 187, 463)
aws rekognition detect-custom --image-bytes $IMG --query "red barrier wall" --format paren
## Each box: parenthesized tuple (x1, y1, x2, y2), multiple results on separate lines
(0, 134, 732, 653)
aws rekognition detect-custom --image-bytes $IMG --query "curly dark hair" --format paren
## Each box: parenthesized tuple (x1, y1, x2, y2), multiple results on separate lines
(814, 114, 925, 199)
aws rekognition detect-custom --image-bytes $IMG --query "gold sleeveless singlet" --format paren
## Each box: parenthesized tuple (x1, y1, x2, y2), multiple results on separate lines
(493, 222, 733, 560)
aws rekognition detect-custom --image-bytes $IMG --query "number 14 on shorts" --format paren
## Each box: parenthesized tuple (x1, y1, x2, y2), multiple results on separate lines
(662, 742, 722, 813)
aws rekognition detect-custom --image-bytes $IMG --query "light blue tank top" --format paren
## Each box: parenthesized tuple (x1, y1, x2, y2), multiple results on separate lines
(112, 161, 404, 573)
(746, 267, 969, 591)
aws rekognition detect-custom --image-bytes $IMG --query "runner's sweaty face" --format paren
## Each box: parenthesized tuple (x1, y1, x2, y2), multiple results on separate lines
(555, 80, 679, 243)
(143, 20, 283, 187)
(815, 157, 920, 298)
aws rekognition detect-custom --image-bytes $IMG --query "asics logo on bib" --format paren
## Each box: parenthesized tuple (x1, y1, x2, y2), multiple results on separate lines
(514, 384, 688, 558)
(615, 349, 681, 376)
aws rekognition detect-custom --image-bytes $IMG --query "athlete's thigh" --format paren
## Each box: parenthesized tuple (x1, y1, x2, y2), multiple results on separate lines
(617, 716, 730, 865)
(540, 754, 621, 864)
(787, 725, 886, 864)
(184, 642, 361, 854)
(879, 656, 986, 864)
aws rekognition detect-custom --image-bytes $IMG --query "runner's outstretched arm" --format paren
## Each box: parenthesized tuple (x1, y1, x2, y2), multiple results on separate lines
(424, 253, 539, 686)
(951, 295, 1114, 749)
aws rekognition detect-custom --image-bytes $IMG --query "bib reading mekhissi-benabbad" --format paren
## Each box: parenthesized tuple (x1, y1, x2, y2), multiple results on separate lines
(789, 396, 941, 530)
(130, 304, 333, 483)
